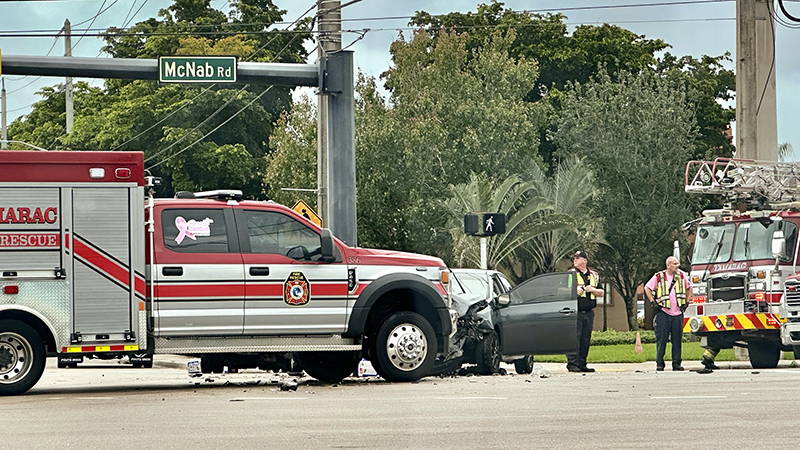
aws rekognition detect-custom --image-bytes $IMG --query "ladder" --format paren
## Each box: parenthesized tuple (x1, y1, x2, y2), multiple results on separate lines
(686, 158, 800, 209)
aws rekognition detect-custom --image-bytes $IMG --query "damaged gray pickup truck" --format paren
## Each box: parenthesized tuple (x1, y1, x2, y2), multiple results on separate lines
(437, 269, 578, 375)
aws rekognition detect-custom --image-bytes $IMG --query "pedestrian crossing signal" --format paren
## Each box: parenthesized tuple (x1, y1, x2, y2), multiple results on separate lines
(464, 213, 506, 236)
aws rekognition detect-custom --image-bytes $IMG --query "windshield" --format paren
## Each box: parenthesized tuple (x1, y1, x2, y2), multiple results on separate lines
(732, 220, 797, 262)
(692, 223, 735, 264)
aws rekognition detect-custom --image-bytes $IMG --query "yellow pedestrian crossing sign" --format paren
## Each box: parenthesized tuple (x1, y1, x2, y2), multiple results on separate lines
(292, 200, 322, 227)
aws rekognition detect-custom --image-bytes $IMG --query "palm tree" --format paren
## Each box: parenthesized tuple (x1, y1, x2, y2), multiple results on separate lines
(521, 156, 605, 277)
(443, 157, 602, 282)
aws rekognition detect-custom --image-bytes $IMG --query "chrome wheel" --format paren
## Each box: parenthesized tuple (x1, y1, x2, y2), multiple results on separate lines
(0, 331, 34, 385)
(385, 322, 428, 371)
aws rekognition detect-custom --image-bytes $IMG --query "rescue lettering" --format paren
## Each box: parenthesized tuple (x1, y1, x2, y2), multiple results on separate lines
(0, 207, 58, 224)
(0, 233, 60, 248)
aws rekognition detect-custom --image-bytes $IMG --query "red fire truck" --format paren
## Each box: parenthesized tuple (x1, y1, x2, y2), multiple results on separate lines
(0, 151, 455, 395)
(683, 158, 800, 368)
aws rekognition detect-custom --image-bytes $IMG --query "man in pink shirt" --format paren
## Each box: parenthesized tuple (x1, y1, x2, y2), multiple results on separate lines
(644, 256, 692, 371)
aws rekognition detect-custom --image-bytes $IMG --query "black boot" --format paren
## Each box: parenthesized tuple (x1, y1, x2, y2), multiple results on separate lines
(702, 357, 719, 370)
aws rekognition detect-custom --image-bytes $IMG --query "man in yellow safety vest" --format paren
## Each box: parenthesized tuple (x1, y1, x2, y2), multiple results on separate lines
(566, 250, 604, 373)
(644, 256, 692, 371)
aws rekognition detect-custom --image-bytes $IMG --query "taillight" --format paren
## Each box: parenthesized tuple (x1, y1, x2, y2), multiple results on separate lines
(697, 305, 704, 315)
(3, 285, 19, 294)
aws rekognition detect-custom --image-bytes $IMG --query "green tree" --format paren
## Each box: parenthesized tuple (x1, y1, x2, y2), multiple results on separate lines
(357, 28, 545, 257)
(551, 70, 696, 330)
(8, 0, 311, 198)
(517, 155, 604, 280)
(264, 95, 318, 208)
(410, 1, 735, 169)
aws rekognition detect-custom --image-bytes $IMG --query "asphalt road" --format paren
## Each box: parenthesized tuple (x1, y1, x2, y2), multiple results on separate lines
(6, 358, 800, 450)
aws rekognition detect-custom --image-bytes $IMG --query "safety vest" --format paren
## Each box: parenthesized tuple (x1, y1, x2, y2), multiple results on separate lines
(655, 270, 688, 308)
(574, 269, 599, 300)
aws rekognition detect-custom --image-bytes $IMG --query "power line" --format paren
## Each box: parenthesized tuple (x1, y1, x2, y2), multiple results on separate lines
(113, 2, 316, 151)
(144, 5, 314, 168)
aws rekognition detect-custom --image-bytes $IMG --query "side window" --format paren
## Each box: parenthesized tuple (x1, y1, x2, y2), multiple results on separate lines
(244, 210, 323, 261)
(161, 208, 230, 253)
(510, 272, 574, 305)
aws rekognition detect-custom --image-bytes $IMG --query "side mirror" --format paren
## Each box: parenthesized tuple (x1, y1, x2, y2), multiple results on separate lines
(320, 228, 336, 263)
(772, 230, 786, 259)
(497, 293, 510, 306)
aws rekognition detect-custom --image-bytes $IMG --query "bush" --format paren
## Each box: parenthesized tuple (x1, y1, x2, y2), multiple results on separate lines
(590, 329, 691, 346)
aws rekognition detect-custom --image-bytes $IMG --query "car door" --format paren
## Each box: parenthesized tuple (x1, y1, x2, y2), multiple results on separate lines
(238, 209, 349, 334)
(494, 272, 577, 356)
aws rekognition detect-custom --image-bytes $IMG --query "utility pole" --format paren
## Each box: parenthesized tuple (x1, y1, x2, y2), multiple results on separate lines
(316, 0, 341, 228)
(60, 19, 73, 134)
(736, 0, 778, 160)
(1, 78, 7, 150)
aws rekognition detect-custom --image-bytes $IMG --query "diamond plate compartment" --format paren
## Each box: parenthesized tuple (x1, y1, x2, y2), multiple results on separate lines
(0, 280, 71, 349)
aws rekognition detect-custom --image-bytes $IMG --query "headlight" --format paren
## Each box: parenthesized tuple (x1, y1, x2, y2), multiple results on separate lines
(693, 285, 706, 295)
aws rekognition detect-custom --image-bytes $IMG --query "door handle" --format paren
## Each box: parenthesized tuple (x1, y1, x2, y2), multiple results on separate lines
(162, 267, 183, 276)
(249, 267, 270, 276)
(559, 307, 576, 314)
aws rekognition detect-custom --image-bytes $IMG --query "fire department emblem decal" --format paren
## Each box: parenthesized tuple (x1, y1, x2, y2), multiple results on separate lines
(284, 271, 310, 306)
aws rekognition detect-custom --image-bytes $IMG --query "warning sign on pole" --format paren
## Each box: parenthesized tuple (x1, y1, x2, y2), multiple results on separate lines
(292, 200, 322, 227)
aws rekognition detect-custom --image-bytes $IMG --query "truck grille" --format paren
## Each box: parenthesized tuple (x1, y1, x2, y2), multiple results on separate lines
(785, 282, 800, 308)
(709, 275, 745, 302)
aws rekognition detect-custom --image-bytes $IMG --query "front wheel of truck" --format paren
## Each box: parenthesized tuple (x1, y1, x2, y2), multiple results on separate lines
(0, 320, 46, 396)
(372, 311, 437, 382)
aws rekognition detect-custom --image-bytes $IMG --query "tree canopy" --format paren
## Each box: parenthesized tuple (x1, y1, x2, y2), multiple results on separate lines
(7, 0, 311, 198)
(551, 70, 697, 330)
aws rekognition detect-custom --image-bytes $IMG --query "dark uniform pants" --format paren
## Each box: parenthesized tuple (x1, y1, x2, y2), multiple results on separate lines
(567, 309, 594, 369)
(655, 310, 683, 368)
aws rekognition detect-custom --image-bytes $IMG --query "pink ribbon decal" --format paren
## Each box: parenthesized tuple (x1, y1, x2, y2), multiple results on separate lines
(175, 216, 196, 244)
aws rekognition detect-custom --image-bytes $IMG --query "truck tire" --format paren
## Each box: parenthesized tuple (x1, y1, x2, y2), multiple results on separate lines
(0, 320, 46, 396)
(476, 331, 501, 375)
(748, 340, 780, 369)
(514, 355, 535, 375)
(295, 351, 360, 382)
(371, 311, 437, 382)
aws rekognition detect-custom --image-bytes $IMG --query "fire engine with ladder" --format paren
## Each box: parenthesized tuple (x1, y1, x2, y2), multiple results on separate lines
(684, 157, 800, 368)
(0, 151, 455, 395)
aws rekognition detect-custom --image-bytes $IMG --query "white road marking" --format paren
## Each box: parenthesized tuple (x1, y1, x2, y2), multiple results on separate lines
(434, 397, 507, 400)
(77, 397, 116, 400)
(229, 397, 307, 401)
(651, 395, 727, 399)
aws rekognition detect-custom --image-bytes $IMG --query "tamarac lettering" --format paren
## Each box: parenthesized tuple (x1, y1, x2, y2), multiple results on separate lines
(0, 207, 58, 224)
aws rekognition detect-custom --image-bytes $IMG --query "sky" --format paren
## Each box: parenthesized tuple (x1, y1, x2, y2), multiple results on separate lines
(1, 0, 800, 156)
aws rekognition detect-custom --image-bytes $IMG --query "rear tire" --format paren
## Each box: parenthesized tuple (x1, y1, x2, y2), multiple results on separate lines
(0, 320, 46, 396)
(476, 331, 501, 375)
(514, 355, 535, 375)
(748, 340, 780, 369)
(371, 312, 437, 382)
(200, 354, 225, 374)
(295, 351, 360, 382)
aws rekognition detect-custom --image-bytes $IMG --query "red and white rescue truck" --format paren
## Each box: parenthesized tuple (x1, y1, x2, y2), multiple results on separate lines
(683, 158, 800, 368)
(0, 151, 455, 395)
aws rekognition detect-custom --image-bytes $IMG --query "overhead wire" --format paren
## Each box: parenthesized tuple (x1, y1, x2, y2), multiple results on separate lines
(115, 1, 315, 152)
(756, 0, 776, 116)
(144, 3, 315, 169)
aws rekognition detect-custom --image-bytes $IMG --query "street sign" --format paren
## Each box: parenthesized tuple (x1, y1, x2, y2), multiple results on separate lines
(158, 56, 236, 83)
(292, 200, 322, 227)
